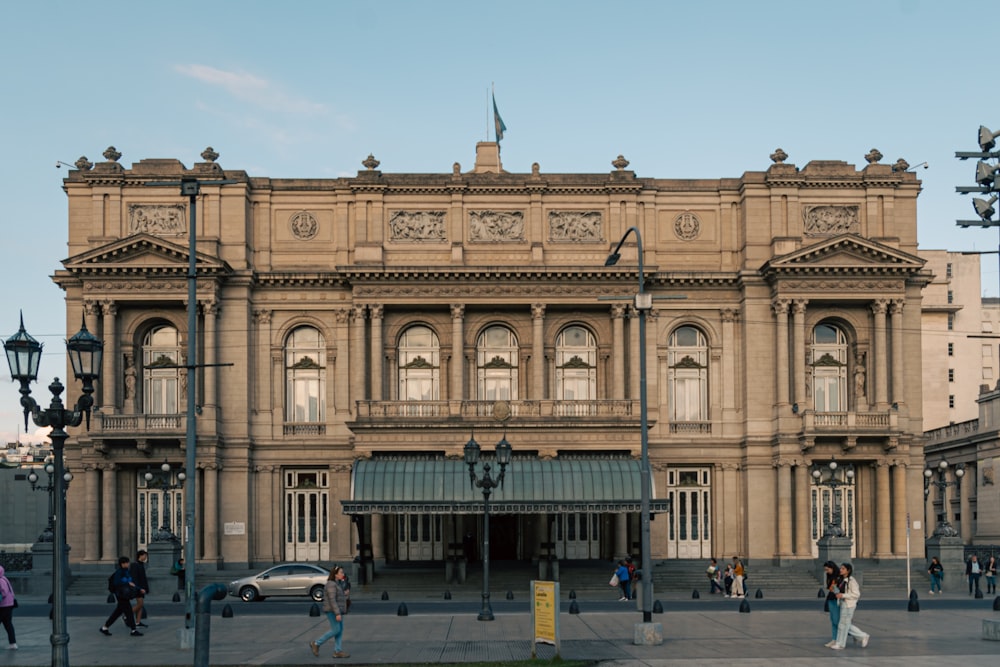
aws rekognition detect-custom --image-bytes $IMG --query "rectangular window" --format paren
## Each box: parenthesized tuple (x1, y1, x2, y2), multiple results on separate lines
(947, 290, 954, 304)
(948, 314, 954, 331)
(949, 395, 955, 408)
(949, 343, 954, 357)
(946, 263, 953, 278)
(984, 344, 993, 358)
(948, 369, 955, 382)
(984, 367, 994, 380)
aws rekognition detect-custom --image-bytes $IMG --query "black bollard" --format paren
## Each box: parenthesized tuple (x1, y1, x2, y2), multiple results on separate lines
(107, 593, 116, 604)
(569, 590, 576, 599)
(569, 599, 580, 614)
(506, 590, 514, 600)
(221, 603, 234, 618)
(739, 598, 750, 613)
(397, 602, 408, 616)
(818, 588, 825, 598)
(993, 596, 1000, 611)
(652, 599, 663, 614)
(909, 590, 919, 601)
(976, 589, 984, 599)
(755, 589, 763, 599)
(908, 596, 919, 612)
(309, 603, 320, 617)
(444, 590, 451, 600)
(381, 591, 389, 600)
(173, 591, 181, 602)
(692, 589, 700, 599)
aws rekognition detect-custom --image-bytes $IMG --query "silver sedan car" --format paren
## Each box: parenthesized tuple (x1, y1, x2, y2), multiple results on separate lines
(228, 563, 329, 602)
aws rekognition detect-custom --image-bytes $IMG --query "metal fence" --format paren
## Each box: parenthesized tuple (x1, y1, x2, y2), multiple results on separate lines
(0, 550, 33, 572)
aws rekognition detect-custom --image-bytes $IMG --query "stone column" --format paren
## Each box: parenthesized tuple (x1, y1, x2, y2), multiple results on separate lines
(101, 464, 118, 560)
(531, 304, 545, 399)
(450, 305, 465, 401)
(890, 300, 904, 407)
(792, 300, 807, 409)
(203, 463, 219, 562)
(794, 461, 812, 556)
(334, 309, 351, 415)
(349, 305, 367, 407)
(721, 308, 737, 413)
(371, 514, 385, 563)
(611, 305, 627, 400)
(84, 464, 100, 562)
(776, 460, 793, 558)
(875, 460, 892, 558)
(629, 306, 641, 401)
(370, 305, 384, 401)
(101, 300, 118, 412)
(871, 300, 889, 408)
(772, 300, 790, 406)
(201, 299, 219, 414)
(892, 462, 907, 555)
(254, 465, 275, 563)
(614, 513, 628, 558)
(253, 309, 273, 416)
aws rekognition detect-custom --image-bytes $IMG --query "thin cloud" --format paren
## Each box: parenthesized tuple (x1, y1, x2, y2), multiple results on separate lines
(175, 64, 326, 116)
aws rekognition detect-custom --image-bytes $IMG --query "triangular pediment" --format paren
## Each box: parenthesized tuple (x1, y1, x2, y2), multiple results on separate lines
(62, 234, 231, 276)
(762, 234, 924, 278)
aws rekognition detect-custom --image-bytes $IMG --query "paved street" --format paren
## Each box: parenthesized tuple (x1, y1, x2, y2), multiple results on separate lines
(1, 589, 999, 665)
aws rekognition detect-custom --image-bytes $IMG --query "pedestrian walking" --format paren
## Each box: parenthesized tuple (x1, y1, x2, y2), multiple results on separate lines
(927, 556, 944, 595)
(101, 556, 142, 637)
(985, 555, 997, 594)
(967, 554, 982, 596)
(614, 560, 631, 601)
(831, 562, 869, 650)
(130, 550, 149, 627)
(309, 565, 350, 659)
(0, 566, 17, 650)
(821, 560, 842, 647)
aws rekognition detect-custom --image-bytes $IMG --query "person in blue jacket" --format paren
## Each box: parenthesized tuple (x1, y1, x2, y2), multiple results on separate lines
(101, 556, 142, 637)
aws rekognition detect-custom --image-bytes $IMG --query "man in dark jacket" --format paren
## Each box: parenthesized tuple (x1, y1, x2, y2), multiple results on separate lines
(101, 556, 142, 637)
(130, 550, 150, 627)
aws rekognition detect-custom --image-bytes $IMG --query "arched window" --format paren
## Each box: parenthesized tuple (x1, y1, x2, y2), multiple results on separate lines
(812, 323, 848, 412)
(142, 325, 181, 414)
(556, 325, 596, 400)
(477, 325, 518, 400)
(398, 325, 440, 400)
(667, 325, 708, 421)
(285, 326, 326, 422)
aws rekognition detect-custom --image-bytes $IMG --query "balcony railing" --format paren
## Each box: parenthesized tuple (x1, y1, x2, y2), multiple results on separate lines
(95, 413, 185, 433)
(803, 410, 897, 431)
(283, 423, 327, 436)
(669, 421, 712, 434)
(354, 399, 638, 421)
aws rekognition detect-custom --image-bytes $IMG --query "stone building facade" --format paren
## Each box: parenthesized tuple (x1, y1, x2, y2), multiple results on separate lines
(52, 143, 930, 571)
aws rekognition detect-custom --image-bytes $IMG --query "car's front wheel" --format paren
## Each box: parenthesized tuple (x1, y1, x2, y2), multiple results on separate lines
(310, 584, 325, 602)
(239, 586, 260, 602)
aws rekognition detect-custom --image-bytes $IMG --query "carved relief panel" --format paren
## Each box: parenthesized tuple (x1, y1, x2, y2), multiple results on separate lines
(803, 205, 859, 235)
(389, 211, 447, 242)
(548, 211, 602, 242)
(128, 204, 186, 235)
(469, 210, 525, 242)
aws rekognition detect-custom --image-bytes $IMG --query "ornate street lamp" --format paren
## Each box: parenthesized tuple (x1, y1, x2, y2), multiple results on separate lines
(464, 431, 512, 621)
(811, 458, 855, 538)
(142, 459, 187, 490)
(923, 457, 965, 537)
(5, 313, 102, 667)
(605, 226, 654, 624)
(25, 458, 73, 541)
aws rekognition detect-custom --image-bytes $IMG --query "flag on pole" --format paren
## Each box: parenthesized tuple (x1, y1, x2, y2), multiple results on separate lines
(493, 93, 507, 142)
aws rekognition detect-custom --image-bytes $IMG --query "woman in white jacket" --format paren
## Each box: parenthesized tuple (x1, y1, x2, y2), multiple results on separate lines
(832, 562, 870, 650)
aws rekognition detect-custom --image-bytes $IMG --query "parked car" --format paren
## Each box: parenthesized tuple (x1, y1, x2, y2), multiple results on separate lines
(228, 563, 329, 602)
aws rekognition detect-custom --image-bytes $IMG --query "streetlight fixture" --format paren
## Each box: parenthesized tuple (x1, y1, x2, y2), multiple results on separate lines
(810, 459, 856, 538)
(25, 458, 73, 541)
(4, 312, 102, 667)
(142, 459, 187, 490)
(464, 431, 512, 622)
(923, 457, 965, 537)
(955, 124, 1000, 299)
(605, 226, 654, 625)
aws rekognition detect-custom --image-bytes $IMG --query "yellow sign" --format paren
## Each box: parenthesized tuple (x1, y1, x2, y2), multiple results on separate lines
(532, 580, 558, 646)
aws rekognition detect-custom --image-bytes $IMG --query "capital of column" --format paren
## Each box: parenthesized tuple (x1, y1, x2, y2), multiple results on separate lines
(84, 299, 101, 317)
(450, 304, 465, 319)
(350, 304, 367, 321)
(889, 299, 905, 315)
(870, 299, 889, 316)
(720, 306, 740, 323)
(369, 304, 384, 320)
(335, 308, 351, 324)
(101, 299, 118, 317)
(773, 457, 795, 468)
(255, 465, 277, 473)
(253, 308, 272, 324)
(610, 304, 628, 319)
(531, 303, 546, 320)
(771, 298, 791, 316)
(200, 299, 220, 317)
(792, 299, 808, 315)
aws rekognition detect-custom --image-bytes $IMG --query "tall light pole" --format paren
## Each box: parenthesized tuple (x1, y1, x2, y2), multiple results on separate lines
(25, 458, 73, 541)
(463, 431, 512, 621)
(5, 313, 102, 667)
(956, 125, 1000, 299)
(605, 226, 653, 624)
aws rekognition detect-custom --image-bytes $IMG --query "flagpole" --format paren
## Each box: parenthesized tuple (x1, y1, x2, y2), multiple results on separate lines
(487, 86, 490, 141)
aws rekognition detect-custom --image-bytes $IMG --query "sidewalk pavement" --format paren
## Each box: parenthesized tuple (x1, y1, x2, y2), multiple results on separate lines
(1, 594, 999, 666)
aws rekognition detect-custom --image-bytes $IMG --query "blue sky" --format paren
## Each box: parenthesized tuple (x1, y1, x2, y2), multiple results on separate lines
(0, 0, 993, 444)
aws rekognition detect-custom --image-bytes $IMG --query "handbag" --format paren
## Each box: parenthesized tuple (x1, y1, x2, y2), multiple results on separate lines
(609, 573, 619, 587)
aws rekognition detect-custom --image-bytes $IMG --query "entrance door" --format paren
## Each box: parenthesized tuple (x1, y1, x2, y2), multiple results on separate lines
(553, 513, 600, 559)
(137, 483, 184, 550)
(284, 469, 329, 561)
(666, 468, 712, 558)
(810, 484, 856, 557)
(396, 514, 444, 561)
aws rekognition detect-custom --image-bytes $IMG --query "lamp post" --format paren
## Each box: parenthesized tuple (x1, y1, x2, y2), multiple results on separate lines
(923, 457, 965, 537)
(464, 431, 512, 622)
(5, 313, 102, 667)
(955, 125, 1000, 300)
(810, 459, 855, 538)
(25, 458, 73, 542)
(605, 226, 653, 624)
